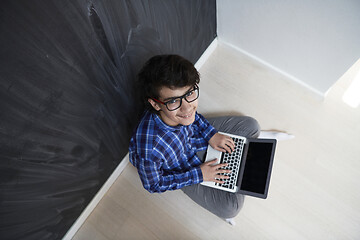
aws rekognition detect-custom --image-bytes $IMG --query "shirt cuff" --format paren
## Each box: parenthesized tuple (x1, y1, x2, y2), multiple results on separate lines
(191, 166, 203, 183)
(205, 127, 218, 142)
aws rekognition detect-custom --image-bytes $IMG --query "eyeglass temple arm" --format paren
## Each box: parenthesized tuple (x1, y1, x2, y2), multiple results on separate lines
(151, 98, 165, 105)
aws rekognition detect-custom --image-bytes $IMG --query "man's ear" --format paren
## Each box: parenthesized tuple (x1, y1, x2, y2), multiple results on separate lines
(148, 98, 161, 111)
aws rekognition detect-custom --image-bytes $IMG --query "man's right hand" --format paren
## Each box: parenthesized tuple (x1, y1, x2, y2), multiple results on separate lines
(200, 159, 231, 183)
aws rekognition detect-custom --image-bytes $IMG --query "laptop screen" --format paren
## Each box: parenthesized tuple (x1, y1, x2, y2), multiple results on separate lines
(240, 141, 275, 195)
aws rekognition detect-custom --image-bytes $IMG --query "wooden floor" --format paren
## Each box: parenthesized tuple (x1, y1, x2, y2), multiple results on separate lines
(72, 43, 360, 240)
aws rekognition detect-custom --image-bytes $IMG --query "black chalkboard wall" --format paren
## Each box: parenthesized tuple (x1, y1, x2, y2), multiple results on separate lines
(0, 0, 216, 239)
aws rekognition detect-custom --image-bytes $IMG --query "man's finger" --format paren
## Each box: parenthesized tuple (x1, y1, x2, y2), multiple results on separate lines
(213, 178, 226, 184)
(227, 138, 235, 151)
(223, 144, 232, 153)
(216, 174, 230, 180)
(214, 146, 227, 153)
(215, 163, 228, 169)
(218, 169, 231, 174)
(227, 141, 235, 152)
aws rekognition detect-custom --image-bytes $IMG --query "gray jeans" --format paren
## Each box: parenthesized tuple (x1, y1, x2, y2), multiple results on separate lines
(181, 116, 260, 219)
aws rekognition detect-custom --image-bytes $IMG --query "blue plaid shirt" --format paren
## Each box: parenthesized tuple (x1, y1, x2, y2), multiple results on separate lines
(129, 111, 217, 193)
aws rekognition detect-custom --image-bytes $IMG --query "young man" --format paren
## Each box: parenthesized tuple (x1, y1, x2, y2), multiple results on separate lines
(129, 55, 260, 223)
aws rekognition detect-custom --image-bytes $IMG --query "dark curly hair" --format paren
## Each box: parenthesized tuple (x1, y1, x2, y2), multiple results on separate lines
(137, 55, 200, 112)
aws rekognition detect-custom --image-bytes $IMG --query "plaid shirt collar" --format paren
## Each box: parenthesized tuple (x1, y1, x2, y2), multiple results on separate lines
(153, 112, 183, 132)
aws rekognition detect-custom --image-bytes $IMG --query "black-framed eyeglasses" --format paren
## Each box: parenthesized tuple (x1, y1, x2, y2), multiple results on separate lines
(152, 85, 199, 111)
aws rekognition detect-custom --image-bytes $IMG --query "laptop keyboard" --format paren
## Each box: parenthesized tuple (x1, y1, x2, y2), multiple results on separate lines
(215, 137, 245, 191)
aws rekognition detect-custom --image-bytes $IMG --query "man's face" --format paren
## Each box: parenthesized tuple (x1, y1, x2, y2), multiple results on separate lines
(148, 85, 198, 126)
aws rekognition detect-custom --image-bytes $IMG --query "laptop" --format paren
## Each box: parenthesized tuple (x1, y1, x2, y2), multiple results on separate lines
(201, 132, 277, 199)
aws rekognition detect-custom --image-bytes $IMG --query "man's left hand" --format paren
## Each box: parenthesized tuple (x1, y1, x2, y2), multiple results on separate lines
(209, 133, 235, 153)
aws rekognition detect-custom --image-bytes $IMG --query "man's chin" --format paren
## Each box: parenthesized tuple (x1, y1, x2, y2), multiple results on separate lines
(179, 115, 195, 126)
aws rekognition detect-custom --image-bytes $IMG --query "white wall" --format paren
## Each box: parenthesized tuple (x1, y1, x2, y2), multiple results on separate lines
(217, 0, 360, 96)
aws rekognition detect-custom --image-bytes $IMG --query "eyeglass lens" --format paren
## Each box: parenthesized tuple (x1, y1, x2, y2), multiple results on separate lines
(166, 87, 199, 111)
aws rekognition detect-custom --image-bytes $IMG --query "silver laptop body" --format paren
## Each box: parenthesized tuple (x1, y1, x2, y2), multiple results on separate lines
(201, 132, 276, 199)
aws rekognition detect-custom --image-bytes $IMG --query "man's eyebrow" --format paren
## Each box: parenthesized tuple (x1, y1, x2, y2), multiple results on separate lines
(162, 86, 194, 101)
(163, 96, 177, 101)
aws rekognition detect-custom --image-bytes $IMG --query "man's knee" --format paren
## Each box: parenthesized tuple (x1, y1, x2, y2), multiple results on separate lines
(217, 194, 245, 218)
(222, 116, 260, 138)
(207, 115, 261, 138)
(241, 116, 261, 138)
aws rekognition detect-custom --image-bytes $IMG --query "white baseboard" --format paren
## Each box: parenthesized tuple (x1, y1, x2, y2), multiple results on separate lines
(195, 38, 218, 70)
(218, 40, 325, 99)
(62, 154, 129, 240)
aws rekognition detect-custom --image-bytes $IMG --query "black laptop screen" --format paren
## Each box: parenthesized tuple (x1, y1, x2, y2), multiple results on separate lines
(240, 142, 274, 194)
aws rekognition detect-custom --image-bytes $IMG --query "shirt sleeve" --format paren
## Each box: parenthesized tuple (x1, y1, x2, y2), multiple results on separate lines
(193, 113, 218, 142)
(138, 149, 203, 193)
